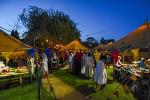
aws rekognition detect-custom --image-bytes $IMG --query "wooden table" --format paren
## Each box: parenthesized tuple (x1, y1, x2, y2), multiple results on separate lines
(0, 72, 29, 87)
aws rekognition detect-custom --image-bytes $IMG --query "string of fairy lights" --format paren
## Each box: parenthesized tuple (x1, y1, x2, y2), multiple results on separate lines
(0, 26, 12, 33)
(1, 18, 149, 42)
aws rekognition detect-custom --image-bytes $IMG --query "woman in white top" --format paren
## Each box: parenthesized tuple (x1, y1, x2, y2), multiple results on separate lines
(94, 55, 107, 89)
(85, 52, 95, 78)
(81, 53, 86, 74)
(114, 56, 125, 82)
(68, 52, 74, 70)
(42, 53, 48, 75)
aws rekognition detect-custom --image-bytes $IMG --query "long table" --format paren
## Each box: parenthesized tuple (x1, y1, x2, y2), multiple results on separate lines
(120, 67, 150, 100)
(0, 72, 29, 87)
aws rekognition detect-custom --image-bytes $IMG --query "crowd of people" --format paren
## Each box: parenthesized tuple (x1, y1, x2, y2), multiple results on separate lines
(55, 49, 110, 89)
(26, 48, 150, 91)
(26, 49, 110, 89)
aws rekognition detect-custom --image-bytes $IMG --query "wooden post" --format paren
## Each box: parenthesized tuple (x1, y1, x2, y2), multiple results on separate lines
(20, 74, 23, 87)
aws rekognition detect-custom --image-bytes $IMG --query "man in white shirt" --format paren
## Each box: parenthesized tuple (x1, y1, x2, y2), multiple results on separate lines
(114, 56, 125, 82)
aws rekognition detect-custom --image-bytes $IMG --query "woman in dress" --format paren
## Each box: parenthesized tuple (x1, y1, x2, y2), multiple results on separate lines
(85, 52, 95, 78)
(68, 52, 74, 70)
(94, 55, 107, 89)
(81, 53, 86, 75)
(51, 52, 58, 69)
(42, 53, 48, 75)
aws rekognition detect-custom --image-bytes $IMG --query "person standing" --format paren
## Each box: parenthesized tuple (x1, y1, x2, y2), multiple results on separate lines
(85, 52, 95, 78)
(42, 53, 48, 75)
(138, 57, 146, 69)
(73, 50, 83, 76)
(114, 56, 125, 82)
(81, 53, 86, 75)
(94, 55, 107, 89)
(64, 51, 69, 65)
(68, 52, 74, 70)
(58, 54, 64, 67)
(51, 52, 58, 69)
(93, 50, 101, 63)
(106, 54, 112, 68)
(30, 57, 35, 75)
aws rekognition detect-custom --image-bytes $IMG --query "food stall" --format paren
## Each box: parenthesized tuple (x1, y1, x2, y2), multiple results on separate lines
(0, 52, 30, 88)
(0, 29, 32, 88)
(119, 60, 150, 100)
(0, 66, 29, 87)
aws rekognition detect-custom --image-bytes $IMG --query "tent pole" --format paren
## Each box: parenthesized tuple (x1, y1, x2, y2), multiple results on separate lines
(123, 53, 125, 63)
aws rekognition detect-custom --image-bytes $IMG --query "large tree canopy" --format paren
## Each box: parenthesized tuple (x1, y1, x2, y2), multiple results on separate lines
(19, 6, 80, 47)
(83, 37, 98, 49)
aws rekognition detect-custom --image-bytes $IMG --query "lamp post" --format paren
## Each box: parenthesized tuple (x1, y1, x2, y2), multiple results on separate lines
(45, 39, 49, 48)
(37, 59, 41, 100)
(34, 34, 41, 100)
(89, 39, 92, 51)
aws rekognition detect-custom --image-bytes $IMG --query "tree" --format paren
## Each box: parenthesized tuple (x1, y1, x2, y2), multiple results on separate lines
(11, 30, 20, 40)
(86, 37, 98, 44)
(100, 37, 115, 45)
(19, 6, 80, 47)
(84, 37, 98, 48)
(100, 37, 105, 44)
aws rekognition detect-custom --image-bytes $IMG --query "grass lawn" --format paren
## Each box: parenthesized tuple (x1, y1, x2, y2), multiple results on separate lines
(0, 82, 54, 100)
(53, 68, 136, 100)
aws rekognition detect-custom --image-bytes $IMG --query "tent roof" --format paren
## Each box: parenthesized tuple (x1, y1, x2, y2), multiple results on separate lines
(61, 40, 88, 51)
(0, 29, 31, 52)
(112, 23, 150, 50)
(104, 42, 113, 49)
(94, 44, 105, 50)
(1, 51, 27, 59)
(94, 42, 113, 51)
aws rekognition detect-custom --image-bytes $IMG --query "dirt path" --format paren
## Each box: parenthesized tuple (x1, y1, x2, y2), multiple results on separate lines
(43, 74, 88, 100)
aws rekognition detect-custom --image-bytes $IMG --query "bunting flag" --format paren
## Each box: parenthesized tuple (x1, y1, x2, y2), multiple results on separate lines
(111, 49, 119, 63)
(44, 48, 51, 58)
(93, 50, 101, 63)
(131, 48, 139, 61)
(28, 48, 36, 58)
(34, 61, 44, 78)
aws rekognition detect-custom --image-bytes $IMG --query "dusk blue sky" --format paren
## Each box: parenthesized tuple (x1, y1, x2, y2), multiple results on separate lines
(0, 0, 150, 41)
